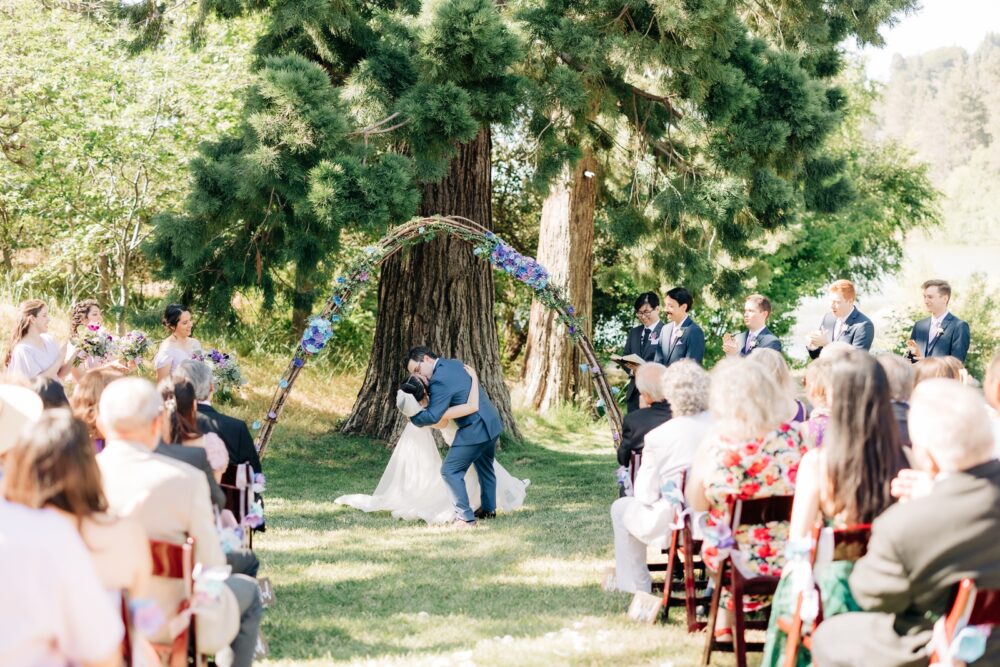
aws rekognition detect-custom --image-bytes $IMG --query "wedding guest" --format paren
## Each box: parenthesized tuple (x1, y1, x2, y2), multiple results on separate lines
(811, 379, 1000, 667)
(154, 433, 227, 511)
(175, 359, 262, 473)
(913, 356, 961, 385)
(984, 350, 1000, 456)
(70, 368, 123, 453)
(761, 352, 907, 665)
(877, 354, 915, 449)
(622, 292, 665, 413)
(0, 500, 123, 667)
(96, 377, 261, 666)
(806, 280, 874, 359)
(0, 384, 44, 477)
(610, 360, 713, 593)
(617, 362, 672, 467)
(655, 287, 705, 367)
(803, 357, 833, 447)
(722, 294, 782, 357)
(749, 348, 806, 422)
(906, 279, 971, 364)
(32, 376, 70, 409)
(686, 358, 809, 642)
(4, 299, 69, 382)
(160, 379, 229, 481)
(3, 410, 151, 599)
(154, 303, 203, 382)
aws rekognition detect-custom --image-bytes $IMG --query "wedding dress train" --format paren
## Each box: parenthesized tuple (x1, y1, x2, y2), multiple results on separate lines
(335, 423, 529, 524)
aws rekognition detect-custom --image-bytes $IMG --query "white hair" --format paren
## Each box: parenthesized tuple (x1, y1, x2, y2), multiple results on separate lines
(709, 358, 786, 440)
(909, 379, 994, 472)
(747, 347, 796, 397)
(98, 377, 162, 434)
(661, 360, 710, 417)
(635, 362, 668, 402)
(175, 359, 213, 401)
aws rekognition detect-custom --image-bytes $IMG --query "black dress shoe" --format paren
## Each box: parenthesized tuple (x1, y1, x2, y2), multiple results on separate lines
(474, 509, 496, 519)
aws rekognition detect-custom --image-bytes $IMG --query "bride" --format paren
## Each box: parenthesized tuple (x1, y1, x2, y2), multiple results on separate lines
(335, 366, 529, 525)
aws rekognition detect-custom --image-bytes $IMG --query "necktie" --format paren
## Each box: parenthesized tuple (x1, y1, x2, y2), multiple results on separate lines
(744, 332, 756, 354)
(929, 318, 941, 342)
(834, 319, 844, 340)
(641, 327, 650, 351)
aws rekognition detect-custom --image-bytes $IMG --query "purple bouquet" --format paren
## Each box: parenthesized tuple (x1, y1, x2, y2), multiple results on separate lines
(193, 348, 246, 399)
(117, 330, 150, 366)
(73, 326, 115, 367)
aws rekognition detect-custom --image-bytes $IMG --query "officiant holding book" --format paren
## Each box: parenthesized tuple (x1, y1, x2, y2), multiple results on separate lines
(621, 292, 664, 413)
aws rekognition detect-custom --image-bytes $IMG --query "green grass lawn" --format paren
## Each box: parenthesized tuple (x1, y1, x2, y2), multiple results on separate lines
(203, 358, 757, 666)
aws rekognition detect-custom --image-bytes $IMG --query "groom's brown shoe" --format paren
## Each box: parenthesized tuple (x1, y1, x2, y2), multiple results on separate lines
(451, 518, 477, 529)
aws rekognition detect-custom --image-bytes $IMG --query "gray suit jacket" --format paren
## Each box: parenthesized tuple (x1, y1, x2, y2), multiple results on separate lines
(846, 459, 1000, 666)
(654, 317, 705, 367)
(809, 307, 874, 359)
(910, 312, 971, 363)
(155, 442, 226, 510)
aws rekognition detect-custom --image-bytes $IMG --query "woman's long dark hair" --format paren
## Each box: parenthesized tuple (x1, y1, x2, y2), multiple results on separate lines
(824, 353, 908, 524)
(160, 379, 202, 443)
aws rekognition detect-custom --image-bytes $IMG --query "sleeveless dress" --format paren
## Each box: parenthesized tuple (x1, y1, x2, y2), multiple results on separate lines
(335, 422, 529, 524)
(7, 334, 63, 381)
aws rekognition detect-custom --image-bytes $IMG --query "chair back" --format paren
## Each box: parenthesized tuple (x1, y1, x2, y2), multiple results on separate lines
(630, 451, 642, 487)
(730, 495, 794, 529)
(150, 537, 195, 593)
(944, 580, 1000, 640)
(829, 523, 871, 563)
(220, 462, 253, 523)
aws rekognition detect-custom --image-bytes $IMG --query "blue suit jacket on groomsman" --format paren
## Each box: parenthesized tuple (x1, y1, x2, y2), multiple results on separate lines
(807, 307, 874, 359)
(410, 358, 502, 447)
(736, 327, 782, 356)
(654, 317, 705, 366)
(910, 312, 971, 363)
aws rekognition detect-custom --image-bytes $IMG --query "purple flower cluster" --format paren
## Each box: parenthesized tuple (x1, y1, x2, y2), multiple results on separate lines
(487, 241, 550, 290)
(301, 316, 334, 354)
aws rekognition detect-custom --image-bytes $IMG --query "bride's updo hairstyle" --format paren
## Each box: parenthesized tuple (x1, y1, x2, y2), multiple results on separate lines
(162, 304, 187, 332)
(399, 375, 427, 402)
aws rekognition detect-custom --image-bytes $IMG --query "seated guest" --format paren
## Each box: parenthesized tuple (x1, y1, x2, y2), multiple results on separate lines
(0, 499, 123, 667)
(617, 363, 672, 467)
(622, 292, 665, 413)
(906, 279, 971, 364)
(160, 379, 229, 481)
(761, 351, 907, 665)
(722, 294, 782, 357)
(32, 376, 69, 409)
(811, 379, 1000, 667)
(806, 280, 874, 359)
(687, 359, 809, 641)
(877, 354, 915, 449)
(176, 360, 262, 473)
(0, 384, 44, 478)
(913, 356, 961, 385)
(655, 287, 705, 367)
(610, 360, 713, 593)
(70, 368, 123, 453)
(985, 350, 1000, 456)
(803, 357, 833, 447)
(3, 410, 151, 599)
(749, 348, 806, 422)
(97, 378, 262, 666)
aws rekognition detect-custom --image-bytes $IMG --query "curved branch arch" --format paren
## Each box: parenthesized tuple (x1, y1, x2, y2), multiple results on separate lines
(253, 215, 623, 456)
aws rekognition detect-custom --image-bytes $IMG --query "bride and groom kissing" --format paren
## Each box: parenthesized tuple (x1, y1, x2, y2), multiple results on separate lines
(335, 346, 528, 527)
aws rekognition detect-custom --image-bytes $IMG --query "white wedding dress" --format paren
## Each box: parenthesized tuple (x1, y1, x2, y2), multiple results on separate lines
(335, 422, 530, 524)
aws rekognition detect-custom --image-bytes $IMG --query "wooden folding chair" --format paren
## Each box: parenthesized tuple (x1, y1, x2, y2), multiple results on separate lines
(629, 450, 642, 489)
(930, 579, 1000, 664)
(149, 536, 204, 667)
(775, 522, 871, 667)
(702, 494, 795, 667)
(220, 462, 254, 548)
(659, 470, 711, 631)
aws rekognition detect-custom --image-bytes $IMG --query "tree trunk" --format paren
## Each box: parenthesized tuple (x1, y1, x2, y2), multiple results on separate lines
(341, 127, 522, 444)
(519, 153, 598, 410)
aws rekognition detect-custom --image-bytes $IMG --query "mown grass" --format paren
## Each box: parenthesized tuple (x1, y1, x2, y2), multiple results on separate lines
(224, 358, 755, 666)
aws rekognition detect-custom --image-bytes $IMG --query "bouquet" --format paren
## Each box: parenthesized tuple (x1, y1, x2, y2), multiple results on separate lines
(117, 330, 151, 366)
(73, 326, 116, 367)
(194, 348, 247, 401)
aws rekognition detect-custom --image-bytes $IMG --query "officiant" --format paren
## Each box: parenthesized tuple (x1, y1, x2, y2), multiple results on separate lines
(622, 292, 665, 413)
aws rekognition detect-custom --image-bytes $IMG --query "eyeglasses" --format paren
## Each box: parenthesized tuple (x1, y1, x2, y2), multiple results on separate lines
(636, 308, 656, 317)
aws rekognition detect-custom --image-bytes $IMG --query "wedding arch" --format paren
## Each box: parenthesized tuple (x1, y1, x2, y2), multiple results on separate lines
(252, 216, 623, 457)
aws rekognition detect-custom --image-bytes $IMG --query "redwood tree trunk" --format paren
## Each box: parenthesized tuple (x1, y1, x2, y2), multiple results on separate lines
(519, 153, 598, 410)
(341, 127, 521, 443)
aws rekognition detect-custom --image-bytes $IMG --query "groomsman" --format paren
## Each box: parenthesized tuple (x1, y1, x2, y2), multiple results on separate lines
(655, 287, 705, 367)
(906, 279, 970, 364)
(722, 294, 782, 357)
(622, 292, 665, 413)
(806, 279, 874, 359)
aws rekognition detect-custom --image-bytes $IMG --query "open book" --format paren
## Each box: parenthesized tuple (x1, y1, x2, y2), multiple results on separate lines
(610, 353, 644, 371)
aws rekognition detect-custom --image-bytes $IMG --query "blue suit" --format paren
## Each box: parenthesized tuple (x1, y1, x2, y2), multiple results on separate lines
(910, 312, 970, 363)
(736, 327, 782, 356)
(654, 316, 705, 367)
(411, 358, 502, 521)
(808, 307, 874, 359)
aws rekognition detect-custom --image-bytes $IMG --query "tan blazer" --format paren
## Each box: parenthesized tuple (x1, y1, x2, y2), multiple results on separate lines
(98, 440, 237, 651)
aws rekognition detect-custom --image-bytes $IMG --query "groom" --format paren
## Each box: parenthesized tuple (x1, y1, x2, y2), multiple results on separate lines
(405, 346, 503, 527)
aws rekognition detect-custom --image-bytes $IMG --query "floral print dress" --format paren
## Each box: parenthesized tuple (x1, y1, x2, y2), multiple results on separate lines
(701, 423, 811, 611)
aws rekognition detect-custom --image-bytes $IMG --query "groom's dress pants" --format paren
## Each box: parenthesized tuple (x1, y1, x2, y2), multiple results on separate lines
(442, 438, 497, 522)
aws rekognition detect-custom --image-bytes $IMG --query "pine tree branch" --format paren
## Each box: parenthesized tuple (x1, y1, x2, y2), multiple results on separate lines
(556, 52, 684, 121)
(348, 112, 411, 137)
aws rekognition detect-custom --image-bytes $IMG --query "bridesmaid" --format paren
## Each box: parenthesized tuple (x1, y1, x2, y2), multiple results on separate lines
(67, 299, 120, 382)
(4, 299, 69, 382)
(154, 304, 202, 382)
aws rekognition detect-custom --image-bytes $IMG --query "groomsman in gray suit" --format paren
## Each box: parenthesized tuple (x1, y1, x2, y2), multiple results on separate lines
(811, 379, 1000, 667)
(722, 294, 782, 357)
(807, 279, 874, 359)
(655, 287, 705, 367)
(906, 279, 971, 364)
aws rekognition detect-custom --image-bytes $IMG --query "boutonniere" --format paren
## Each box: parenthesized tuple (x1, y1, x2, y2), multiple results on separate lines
(748, 337, 759, 350)
(934, 325, 946, 337)
(649, 332, 660, 345)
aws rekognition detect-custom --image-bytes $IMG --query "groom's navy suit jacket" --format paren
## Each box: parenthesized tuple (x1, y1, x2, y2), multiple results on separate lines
(410, 358, 502, 447)
(910, 312, 970, 363)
